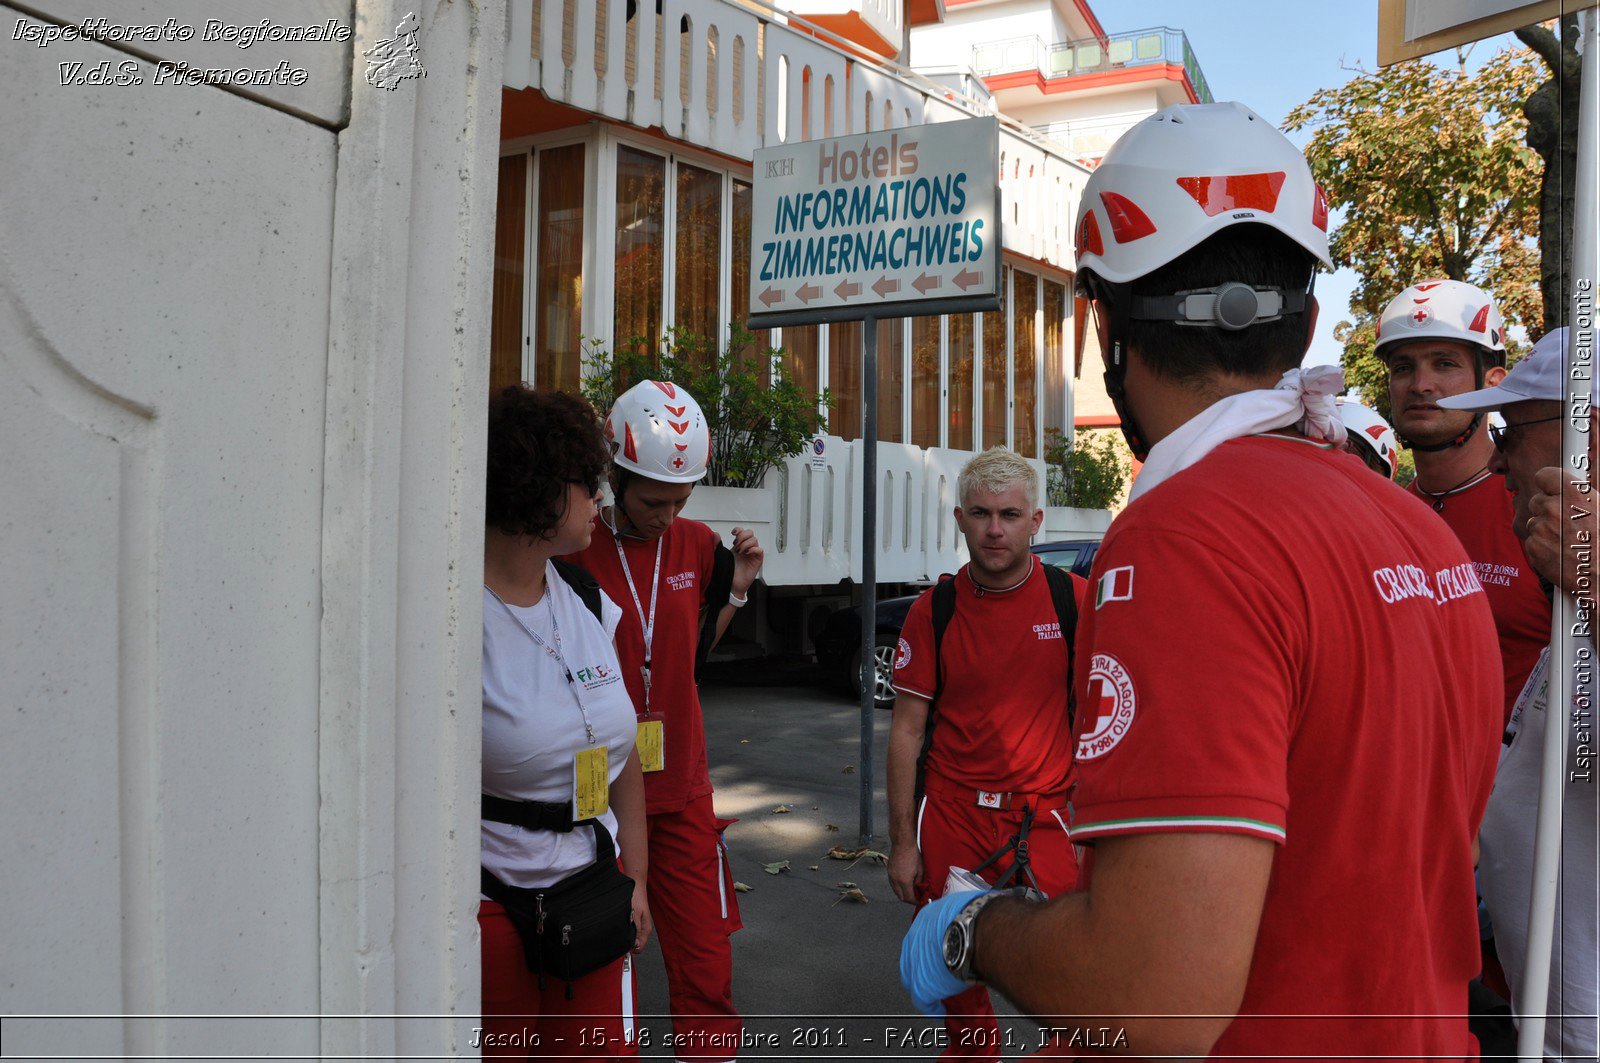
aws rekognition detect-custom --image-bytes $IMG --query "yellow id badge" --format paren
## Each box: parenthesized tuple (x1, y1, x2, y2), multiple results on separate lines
(573, 745, 610, 820)
(636, 716, 665, 773)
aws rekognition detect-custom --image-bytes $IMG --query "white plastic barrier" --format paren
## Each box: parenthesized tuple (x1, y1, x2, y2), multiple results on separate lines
(760, 434, 852, 586)
(921, 447, 971, 580)
(683, 484, 777, 548)
(849, 441, 927, 584)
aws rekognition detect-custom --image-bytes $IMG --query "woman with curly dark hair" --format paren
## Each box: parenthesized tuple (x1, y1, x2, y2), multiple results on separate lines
(478, 386, 650, 1060)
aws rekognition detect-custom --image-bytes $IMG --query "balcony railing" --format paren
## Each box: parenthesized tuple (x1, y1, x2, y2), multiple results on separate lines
(972, 26, 1213, 104)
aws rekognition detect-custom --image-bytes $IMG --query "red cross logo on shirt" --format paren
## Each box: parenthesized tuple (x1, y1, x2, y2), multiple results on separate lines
(1091, 677, 1118, 731)
(1076, 653, 1137, 762)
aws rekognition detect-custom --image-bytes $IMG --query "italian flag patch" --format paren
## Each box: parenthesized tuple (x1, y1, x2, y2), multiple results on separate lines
(1095, 566, 1134, 609)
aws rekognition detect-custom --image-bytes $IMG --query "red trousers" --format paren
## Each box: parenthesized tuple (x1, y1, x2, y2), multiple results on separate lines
(915, 779, 1078, 1063)
(479, 900, 639, 1061)
(648, 793, 743, 1061)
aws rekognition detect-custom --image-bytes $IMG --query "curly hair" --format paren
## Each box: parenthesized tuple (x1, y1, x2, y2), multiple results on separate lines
(485, 386, 610, 539)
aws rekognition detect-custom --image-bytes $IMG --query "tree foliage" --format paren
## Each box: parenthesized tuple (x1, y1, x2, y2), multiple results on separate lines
(1285, 46, 1543, 422)
(582, 326, 832, 489)
(1044, 428, 1131, 510)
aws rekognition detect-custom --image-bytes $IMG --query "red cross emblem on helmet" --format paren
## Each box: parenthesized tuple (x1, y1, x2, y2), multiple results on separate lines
(1410, 307, 1432, 326)
(672, 456, 685, 470)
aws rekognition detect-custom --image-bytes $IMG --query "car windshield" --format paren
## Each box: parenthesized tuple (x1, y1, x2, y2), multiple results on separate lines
(1036, 547, 1082, 570)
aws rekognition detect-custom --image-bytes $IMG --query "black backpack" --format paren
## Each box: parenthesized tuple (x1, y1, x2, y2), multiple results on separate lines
(915, 563, 1079, 803)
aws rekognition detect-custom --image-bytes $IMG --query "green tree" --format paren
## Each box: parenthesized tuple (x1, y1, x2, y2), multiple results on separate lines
(1044, 428, 1131, 510)
(1285, 46, 1543, 422)
(582, 325, 831, 489)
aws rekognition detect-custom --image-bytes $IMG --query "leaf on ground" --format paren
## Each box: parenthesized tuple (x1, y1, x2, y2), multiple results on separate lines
(835, 881, 858, 889)
(770, 804, 792, 814)
(842, 765, 856, 774)
(826, 823, 840, 832)
(733, 881, 753, 893)
(832, 886, 870, 906)
(808, 865, 819, 871)
(740, 739, 749, 744)
(827, 845, 888, 866)
(762, 860, 790, 875)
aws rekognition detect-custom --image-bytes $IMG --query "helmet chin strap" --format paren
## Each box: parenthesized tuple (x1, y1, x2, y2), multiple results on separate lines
(1093, 280, 1153, 462)
(1398, 413, 1484, 452)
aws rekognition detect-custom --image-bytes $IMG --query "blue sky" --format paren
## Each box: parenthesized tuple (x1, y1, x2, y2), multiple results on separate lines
(1105, 0, 1524, 366)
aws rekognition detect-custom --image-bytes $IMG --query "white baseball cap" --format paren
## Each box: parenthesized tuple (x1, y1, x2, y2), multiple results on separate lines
(1435, 328, 1585, 412)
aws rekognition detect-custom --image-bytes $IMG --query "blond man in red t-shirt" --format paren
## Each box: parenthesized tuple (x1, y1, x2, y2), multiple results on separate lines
(888, 446, 1087, 1062)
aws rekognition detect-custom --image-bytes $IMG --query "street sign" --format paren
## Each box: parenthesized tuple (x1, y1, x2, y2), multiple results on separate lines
(1377, 0, 1566, 66)
(747, 116, 1001, 328)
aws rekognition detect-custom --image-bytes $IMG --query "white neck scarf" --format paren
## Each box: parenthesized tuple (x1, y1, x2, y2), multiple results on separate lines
(1129, 364, 1348, 502)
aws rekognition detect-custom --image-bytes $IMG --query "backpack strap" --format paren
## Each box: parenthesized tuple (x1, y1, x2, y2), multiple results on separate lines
(695, 541, 737, 679)
(1041, 563, 1080, 728)
(550, 558, 604, 624)
(914, 575, 959, 804)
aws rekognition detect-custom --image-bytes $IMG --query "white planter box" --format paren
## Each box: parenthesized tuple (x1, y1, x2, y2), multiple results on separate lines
(1041, 506, 1114, 541)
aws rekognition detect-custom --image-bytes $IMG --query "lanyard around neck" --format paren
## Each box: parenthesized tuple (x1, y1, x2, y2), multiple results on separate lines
(612, 528, 663, 712)
(486, 583, 597, 745)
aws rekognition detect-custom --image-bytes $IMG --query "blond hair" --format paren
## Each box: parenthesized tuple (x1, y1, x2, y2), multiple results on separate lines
(957, 447, 1039, 511)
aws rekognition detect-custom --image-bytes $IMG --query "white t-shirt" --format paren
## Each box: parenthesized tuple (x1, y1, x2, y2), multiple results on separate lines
(482, 565, 638, 888)
(1479, 647, 1599, 1060)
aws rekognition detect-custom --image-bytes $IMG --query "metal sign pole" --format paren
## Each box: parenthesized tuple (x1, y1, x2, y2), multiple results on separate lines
(1519, 9, 1598, 1059)
(859, 316, 879, 844)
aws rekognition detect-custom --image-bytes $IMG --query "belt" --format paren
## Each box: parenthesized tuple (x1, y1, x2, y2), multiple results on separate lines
(922, 771, 1070, 812)
(482, 793, 582, 833)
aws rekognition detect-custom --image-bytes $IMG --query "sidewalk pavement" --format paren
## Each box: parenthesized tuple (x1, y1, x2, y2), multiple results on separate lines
(630, 669, 1045, 1061)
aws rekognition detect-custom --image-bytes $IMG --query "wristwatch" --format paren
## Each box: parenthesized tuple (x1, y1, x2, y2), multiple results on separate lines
(942, 888, 1031, 983)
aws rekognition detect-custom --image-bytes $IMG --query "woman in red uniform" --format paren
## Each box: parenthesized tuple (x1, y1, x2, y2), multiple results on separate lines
(566, 380, 763, 1063)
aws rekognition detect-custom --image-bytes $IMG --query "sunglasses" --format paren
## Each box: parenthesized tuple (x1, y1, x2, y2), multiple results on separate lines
(1488, 414, 1564, 450)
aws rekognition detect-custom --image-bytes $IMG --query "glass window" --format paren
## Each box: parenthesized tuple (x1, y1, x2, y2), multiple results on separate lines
(781, 324, 821, 407)
(534, 143, 586, 392)
(829, 321, 862, 441)
(948, 313, 975, 451)
(910, 315, 940, 448)
(1013, 272, 1038, 458)
(877, 319, 904, 444)
(730, 180, 770, 378)
(614, 146, 665, 354)
(1042, 279, 1068, 438)
(981, 272, 1008, 449)
(491, 154, 528, 395)
(674, 162, 722, 355)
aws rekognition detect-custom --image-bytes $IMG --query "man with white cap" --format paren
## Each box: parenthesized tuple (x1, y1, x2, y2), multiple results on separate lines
(1436, 327, 1599, 1060)
(1378, 280, 1552, 724)
(897, 102, 1503, 1058)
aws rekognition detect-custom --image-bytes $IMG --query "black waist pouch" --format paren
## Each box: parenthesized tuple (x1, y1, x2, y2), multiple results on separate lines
(481, 820, 635, 993)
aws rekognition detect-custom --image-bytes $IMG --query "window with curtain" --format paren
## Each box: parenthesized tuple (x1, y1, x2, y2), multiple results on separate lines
(1012, 272, 1038, 458)
(534, 144, 586, 393)
(729, 180, 770, 379)
(981, 271, 1008, 449)
(1042, 279, 1068, 439)
(829, 320, 862, 440)
(781, 325, 821, 409)
(910, 315, 940, 448)
(491, 153, 528, 396)
(948, 313, 975, 451)
(674, 163, 722, 360)
(614, 146, 665, 354)
(878, 319, 904, 443)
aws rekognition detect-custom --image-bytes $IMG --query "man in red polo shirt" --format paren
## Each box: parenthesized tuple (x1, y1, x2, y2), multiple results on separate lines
(898, 102, 1503, 1058)
(888, 446, 1086, 1062)
(1379, 279, 1551, 723)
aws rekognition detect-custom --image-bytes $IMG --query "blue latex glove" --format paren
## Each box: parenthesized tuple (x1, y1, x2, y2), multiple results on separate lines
(899, 889, 988, 1017)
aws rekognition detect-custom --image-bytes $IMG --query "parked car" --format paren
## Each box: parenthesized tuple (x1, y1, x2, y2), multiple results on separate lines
(813, 539, 1101, 709)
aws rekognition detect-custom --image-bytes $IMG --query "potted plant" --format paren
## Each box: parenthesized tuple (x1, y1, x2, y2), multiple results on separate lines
(1042, 427, 1126, 538)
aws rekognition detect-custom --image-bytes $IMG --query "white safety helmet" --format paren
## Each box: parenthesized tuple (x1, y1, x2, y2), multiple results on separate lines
(1374, 279, 1506, 363)
(1074, 102, 1333, 289)
(604, 380, 711, 484)
(1335, 398, 1399, 480)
